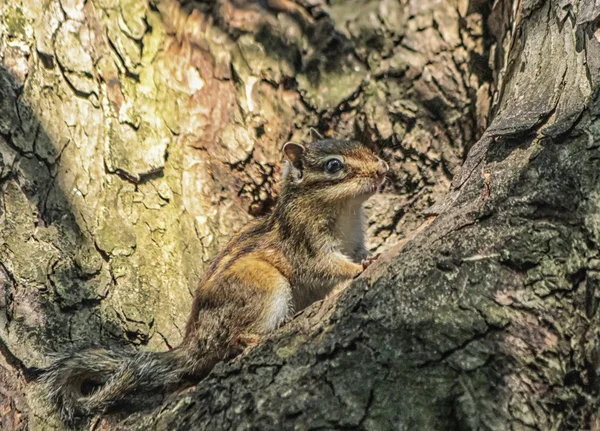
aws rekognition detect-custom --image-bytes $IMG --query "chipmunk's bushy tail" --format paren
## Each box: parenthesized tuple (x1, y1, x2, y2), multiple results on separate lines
(40, 346, 207, 422)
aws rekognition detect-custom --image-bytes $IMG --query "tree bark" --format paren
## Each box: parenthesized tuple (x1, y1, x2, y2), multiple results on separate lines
(1, 0, 596, 430)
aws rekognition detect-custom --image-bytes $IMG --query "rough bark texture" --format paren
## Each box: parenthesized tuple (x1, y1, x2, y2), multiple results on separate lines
(1, 0, 595, 430)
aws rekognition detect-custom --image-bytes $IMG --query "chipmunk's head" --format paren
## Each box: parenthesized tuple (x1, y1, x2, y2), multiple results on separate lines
(282, 131, 388, 204)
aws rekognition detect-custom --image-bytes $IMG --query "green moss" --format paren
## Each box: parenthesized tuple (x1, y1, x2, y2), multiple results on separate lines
(4, 6, 27, 38)
(276, 335, 308, 358)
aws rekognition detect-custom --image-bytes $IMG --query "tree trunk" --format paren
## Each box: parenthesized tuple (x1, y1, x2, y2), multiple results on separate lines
(1, 0, 596, 430)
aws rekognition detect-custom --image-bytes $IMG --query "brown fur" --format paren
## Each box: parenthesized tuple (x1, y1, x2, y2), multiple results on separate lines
(40, 138, 388, 422)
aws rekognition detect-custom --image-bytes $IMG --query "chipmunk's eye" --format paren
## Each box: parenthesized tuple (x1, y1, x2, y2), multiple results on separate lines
(324, 158, 343, 174)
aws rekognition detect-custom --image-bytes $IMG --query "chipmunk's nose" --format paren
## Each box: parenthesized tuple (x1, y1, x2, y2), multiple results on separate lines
(377, 159, 389, 176)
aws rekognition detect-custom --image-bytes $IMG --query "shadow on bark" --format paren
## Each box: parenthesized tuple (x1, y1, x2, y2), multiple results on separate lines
(0, 64, 136, 428)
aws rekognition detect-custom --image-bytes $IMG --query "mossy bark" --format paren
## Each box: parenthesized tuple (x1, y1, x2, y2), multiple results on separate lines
(2, 0, 594, 430)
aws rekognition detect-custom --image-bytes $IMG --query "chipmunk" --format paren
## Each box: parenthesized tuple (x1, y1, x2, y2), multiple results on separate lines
(41, 130, 389, 421)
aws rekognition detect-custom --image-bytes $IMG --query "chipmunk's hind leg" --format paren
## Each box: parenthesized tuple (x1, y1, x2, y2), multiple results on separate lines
(228, 256, 293, 334)
(230, 278, 293, 352)
(185, 254, 292, 361)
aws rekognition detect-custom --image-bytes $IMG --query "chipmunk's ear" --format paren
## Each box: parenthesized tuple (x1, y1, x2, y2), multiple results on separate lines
(283, 142, 305, 169)
(283, 142, 305, 180)
(309, 127, 324, 141)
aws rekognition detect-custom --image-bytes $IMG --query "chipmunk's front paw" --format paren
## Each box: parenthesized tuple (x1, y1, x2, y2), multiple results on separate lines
(232, 333, 262, 349)
(361, 254, 381, 271)
(353, 254, 381, 279)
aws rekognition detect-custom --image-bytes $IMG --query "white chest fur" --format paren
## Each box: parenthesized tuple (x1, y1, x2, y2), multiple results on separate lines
(291, 201, 367, 311)
(334, 201, 366, 262)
